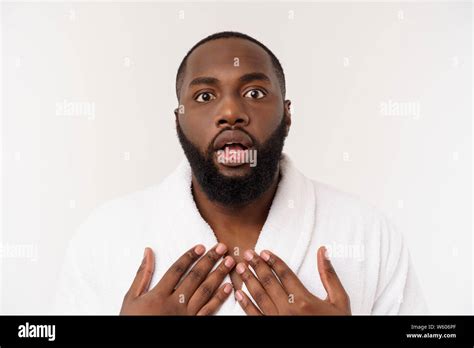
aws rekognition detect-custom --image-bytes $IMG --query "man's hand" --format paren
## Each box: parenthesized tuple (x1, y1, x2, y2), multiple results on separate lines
(120, 243, 235, 315)
(234, 246, 351, 315)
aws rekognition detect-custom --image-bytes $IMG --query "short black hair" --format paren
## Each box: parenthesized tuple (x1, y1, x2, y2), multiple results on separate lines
(175, 31, 286, 101)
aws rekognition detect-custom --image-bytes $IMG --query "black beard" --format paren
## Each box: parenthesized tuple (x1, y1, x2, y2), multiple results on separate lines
(176, 117, 287, 207)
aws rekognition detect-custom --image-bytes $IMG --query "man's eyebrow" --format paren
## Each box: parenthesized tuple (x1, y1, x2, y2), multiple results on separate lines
(188, 73, 271, 88)
(239, 72, 271, 84)
(189, 76, 220, 87)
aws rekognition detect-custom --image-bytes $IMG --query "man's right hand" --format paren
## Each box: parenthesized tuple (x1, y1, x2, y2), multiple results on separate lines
(120, 243, 235, 315)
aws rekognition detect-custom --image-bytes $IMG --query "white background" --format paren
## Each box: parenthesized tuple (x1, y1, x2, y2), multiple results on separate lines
(1, 1, 472, 314)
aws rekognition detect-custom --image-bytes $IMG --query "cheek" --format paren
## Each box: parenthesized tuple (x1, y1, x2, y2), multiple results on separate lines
(178, 112, 215, 150)
(248, 105, 283, 141)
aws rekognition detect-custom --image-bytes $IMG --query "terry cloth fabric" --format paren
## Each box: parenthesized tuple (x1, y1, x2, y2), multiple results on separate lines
(53, 154, 428, 315)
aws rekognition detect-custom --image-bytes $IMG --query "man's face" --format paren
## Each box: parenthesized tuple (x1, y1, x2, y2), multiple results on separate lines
(175, 38, 291, 205)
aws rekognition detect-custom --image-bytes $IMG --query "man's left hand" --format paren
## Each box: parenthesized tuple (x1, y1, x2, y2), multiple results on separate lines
(235, 246, 351, 315)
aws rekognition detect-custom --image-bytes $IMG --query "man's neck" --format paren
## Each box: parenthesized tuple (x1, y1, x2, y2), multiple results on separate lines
(191, 166, 281, 243)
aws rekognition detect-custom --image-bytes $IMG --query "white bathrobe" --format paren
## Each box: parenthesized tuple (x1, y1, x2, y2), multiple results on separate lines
(53, 154, 428, 315)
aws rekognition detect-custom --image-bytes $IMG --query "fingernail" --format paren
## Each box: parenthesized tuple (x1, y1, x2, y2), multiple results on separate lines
(216, 243, 227, 255)
(194, 244, 205, 255)
(243, 250, 254, 262)
(260, 250, 270, 261)
(224, 256, 235, 268)
(322, 246, 330, 260)
(236, 263, 246, 274)
(235, 290, 244, 302)
(223, 283, 232, 294)
(141, 249, 147, 265)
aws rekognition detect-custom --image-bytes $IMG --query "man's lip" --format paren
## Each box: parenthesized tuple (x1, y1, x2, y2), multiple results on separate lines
(214, 146, 250, 167)
(213, 130, 253, 151)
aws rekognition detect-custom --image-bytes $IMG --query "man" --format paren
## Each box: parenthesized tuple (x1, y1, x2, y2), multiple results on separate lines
(54, 31, 427, 315)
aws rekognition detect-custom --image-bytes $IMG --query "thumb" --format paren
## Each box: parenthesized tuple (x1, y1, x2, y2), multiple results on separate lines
(129, 247, 155, 298)
(317, 246, 348, 305)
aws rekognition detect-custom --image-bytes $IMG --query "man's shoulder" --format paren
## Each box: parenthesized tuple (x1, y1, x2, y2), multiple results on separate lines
(72, 167, 181, 243)
(310, 179, 382, 219)
(92, 184, 157, 219)
(307, 178, 397, 239)
(95, 184, 161, 216)
(84, 162, 185, 227)
(307, 178, 403, 258)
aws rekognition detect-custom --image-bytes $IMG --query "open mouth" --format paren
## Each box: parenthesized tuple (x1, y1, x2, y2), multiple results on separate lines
(212, 130, 254, 167)
(219, 142, 248, 151)
(215, 143, 251, 167)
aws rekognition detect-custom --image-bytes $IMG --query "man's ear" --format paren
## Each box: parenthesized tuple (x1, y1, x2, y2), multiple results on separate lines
(283, 100, 292, 136)
(174, 107, 179, 126)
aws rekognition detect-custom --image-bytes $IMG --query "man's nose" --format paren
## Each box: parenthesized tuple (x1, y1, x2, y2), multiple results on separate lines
(214, 96, 249, 128)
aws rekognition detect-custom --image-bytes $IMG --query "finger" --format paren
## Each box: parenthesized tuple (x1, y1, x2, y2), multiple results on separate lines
(235, 262, 277, 315)
(317, 246, 349, 306)
(188, 255, 235, 313)
(260, 250, 306, 296)
(235, 289, 262, 316)
(196, 283, 233, 316)
(243, 250, 287, 304)
(128, 247, 155, 298)
(176, 243, 227, 298)
(155, 244, 206, 294)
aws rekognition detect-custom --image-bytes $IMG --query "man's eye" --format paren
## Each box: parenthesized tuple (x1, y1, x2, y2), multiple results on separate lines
(244, 89, 266, 99)
(195, 92, 216, 103)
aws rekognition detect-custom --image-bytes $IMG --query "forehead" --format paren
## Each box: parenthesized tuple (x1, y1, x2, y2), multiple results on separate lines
(183, 38, 275, 82)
